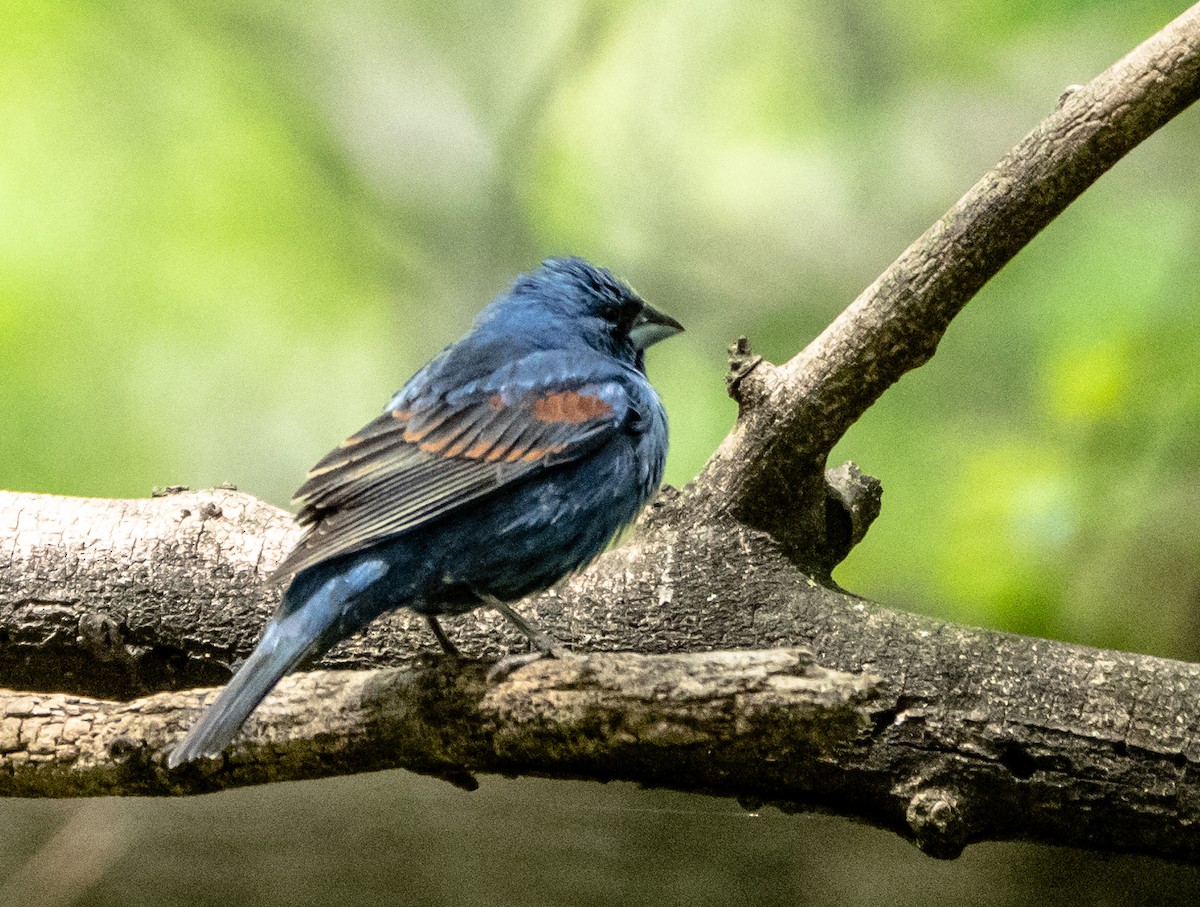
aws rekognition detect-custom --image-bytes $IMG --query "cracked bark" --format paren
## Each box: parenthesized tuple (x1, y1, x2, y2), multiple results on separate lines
(3, 2, 1200, 865)
(5, 488, 1200, 861)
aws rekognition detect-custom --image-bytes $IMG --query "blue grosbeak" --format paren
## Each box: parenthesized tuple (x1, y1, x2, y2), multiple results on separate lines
(169, 257, 681, 766)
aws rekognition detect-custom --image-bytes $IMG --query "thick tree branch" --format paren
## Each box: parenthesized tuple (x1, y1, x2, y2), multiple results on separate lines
(698, 4, 1200, 567)
(4, 489, 1200, 862)
(0, 650, 876, 798)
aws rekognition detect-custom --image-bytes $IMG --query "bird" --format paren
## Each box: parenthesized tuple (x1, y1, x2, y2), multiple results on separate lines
(168, 257, 682, 767)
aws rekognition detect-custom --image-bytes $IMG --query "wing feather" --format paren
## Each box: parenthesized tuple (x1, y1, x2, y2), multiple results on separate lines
(270, 372, 629, 583)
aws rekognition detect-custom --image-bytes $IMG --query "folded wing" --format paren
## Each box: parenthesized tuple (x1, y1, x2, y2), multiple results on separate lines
(271, 371, 630, 582)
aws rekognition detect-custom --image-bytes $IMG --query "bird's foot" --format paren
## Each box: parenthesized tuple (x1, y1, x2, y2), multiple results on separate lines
(486, 648, 578, 683)
(479, 594, 568, 653)
(472, 593, 576, 680)
(486, 651, 547, 683)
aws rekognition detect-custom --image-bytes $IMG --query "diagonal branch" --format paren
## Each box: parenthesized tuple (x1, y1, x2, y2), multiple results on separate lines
(697, 4, 1200, 565)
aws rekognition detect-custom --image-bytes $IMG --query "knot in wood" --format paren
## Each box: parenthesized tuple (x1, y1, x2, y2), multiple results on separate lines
(725, 336, 767, 411)
(199, 502, 224, 520)
(906, 787, 967, 859)
(77, 612, 125, 662)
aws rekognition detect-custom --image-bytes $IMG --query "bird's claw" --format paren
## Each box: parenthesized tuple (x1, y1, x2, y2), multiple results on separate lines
(486, 646, 577, 683)
(486, 651, 546, 682)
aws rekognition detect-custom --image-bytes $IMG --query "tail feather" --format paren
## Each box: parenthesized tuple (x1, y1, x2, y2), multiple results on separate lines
(167, 556, 390, 769)
(165, 556, 384, 767)
(166, 615, 317, 768)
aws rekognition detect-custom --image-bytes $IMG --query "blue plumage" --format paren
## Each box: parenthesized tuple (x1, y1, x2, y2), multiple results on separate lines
(168, 257, 681, 766)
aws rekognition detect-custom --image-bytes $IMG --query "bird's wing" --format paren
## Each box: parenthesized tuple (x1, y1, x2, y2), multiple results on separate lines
(269, 362, 631, 583)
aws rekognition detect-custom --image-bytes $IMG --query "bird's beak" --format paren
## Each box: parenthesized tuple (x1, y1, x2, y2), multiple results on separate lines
(630, 303, 684, 350)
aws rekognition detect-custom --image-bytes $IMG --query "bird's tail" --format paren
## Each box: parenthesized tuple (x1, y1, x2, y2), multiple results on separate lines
(166, 609, 320, 768)
(167, 558, 388, 768)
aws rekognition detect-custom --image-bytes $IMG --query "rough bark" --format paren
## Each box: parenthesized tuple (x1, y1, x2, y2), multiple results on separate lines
(3, 1, 1200, 866)
(0, 650, 877, 801)
(5, 488, 1200, 862)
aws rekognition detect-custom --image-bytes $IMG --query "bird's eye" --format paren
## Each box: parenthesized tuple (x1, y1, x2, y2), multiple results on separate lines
(611, 296, 644, 334)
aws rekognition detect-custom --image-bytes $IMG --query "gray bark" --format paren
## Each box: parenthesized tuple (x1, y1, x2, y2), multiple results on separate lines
(3, 1, 1200, 865)
(5, 488, 1200, 862)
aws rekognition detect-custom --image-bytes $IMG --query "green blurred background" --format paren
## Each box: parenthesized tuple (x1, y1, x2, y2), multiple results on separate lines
(3, 1, 1200, 903)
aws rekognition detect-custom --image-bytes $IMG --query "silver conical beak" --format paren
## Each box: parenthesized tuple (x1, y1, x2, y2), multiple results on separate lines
(630, 303, 684, 350)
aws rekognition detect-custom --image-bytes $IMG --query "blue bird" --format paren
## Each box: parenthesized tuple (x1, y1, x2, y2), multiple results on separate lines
(168, 257, 682, 766)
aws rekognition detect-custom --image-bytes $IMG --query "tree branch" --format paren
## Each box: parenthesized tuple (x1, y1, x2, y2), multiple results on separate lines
(697, 3, 1200, 568)
(5, 488, 1200, 861)
(0, 650, 876, 798)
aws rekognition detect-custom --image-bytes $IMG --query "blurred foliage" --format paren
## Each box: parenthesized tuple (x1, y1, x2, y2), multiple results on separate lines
(3, 2, 1200, 901)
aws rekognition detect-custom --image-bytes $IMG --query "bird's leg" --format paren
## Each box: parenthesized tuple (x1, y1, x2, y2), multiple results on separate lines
(482, 595, 570, 659)
(476, 594, 573, 681)
(425, 615, 461, 656)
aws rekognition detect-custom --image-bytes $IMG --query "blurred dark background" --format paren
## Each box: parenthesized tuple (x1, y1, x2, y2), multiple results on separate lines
(3, 1, 1200, 903)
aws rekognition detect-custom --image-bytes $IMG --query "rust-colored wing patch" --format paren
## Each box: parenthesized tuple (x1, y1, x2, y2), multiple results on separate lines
(531, 390, 614, 424)
(275, 377, 628, 581)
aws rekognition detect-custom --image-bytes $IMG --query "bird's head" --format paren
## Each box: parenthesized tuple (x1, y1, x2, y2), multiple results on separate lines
(482, 257, 683, 369)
